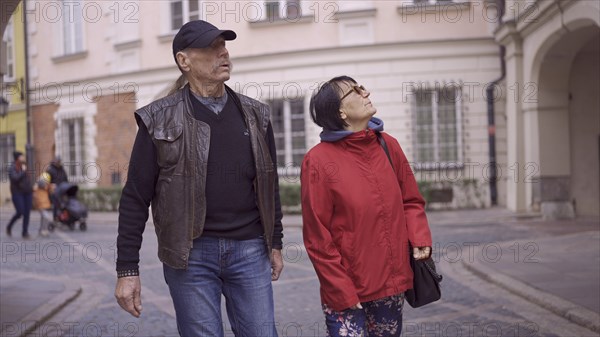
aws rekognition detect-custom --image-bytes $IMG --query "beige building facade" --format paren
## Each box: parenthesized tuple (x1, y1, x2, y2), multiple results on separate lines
(6, 0, 597, 216)
(22, 0, 506, 210)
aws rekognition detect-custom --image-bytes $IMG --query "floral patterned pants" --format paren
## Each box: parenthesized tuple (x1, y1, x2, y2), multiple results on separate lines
(322, 293, 405, 337)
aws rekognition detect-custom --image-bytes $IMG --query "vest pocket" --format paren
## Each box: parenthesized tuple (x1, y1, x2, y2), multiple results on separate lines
(154, 175, 187, 256)
(154, 126, 183, 167)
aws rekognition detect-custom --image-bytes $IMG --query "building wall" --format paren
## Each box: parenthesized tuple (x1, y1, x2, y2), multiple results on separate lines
(31, 103, 59, 176)
(26, 0, 508, 208)
(1, 2, 28, 205)
(569, 35, 600, 217)
(94, 92, 137, 187)
(497, 0, 600, 217)
(29, 1, 498, 85)
(230, 36, 504, 207)
(0, 110, 26, 204)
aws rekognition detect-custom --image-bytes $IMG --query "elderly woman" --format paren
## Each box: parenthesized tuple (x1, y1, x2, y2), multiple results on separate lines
(301, 76, 433, 336)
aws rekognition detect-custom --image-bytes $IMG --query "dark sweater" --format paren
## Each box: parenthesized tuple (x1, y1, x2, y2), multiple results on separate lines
(116, 92, 283, 272)
(193, 94, 263, 238)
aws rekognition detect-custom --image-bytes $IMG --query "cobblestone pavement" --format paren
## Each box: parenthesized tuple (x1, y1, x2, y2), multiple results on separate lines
(1, 209, 598, 336)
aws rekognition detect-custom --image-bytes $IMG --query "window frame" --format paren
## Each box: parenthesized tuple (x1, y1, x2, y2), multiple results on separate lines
(261, 0, 305, 22)
(266, 97, 307, 174)
(411, 85, 463, 170)
(411, 0, 458, 4)
(60, 0, 85, 56)
(169, 0, 202, 33)
(59, 117, 86, 183)
(0, 133, 16, 181)
(2, 17, 15, 83)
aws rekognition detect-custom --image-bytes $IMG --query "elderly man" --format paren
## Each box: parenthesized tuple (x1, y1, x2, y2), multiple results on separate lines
(114, 20, 284, 337)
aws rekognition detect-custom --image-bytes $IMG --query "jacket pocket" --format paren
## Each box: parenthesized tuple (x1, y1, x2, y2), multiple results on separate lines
(339, 231, 355, 271)
(154, 126, 183, 167)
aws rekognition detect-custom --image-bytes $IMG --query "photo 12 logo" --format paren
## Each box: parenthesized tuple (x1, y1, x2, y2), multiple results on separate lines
(17, 1, 139, 24)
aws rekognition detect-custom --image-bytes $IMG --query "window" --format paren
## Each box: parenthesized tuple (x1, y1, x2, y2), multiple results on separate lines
(412, 87, 462, 167)
(267, 98, 306, 169)
(262, 0, 303, 21)
(265, 1, 280, 21)
(61, 0, 84, 55)
(0, 134, 16, 180)
(59, 118, 85, 181)
(2, 18, 15, 82)
(170, 0, 201, 31)
(337, 0, 374, 12)
(412, 0, 455, 4)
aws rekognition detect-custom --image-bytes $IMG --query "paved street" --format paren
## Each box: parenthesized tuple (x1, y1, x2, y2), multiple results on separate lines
(1, 207, 598, 337)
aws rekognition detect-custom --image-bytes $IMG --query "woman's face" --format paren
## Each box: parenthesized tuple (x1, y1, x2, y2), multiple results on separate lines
(338, 81, 377, 128)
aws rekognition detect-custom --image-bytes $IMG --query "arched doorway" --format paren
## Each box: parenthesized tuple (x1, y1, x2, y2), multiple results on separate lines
(533, 25, 600, 217)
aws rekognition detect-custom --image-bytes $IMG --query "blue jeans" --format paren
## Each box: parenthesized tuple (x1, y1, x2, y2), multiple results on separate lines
(6, 192, 32, 236)
(163, 236, 278, 337)
(323, 293, 405, 337)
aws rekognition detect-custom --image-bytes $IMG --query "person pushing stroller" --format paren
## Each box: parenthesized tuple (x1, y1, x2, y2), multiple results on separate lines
(45, 155, 68, 221)
(44, 156, 88, 231)
(51, 181, 88, 231)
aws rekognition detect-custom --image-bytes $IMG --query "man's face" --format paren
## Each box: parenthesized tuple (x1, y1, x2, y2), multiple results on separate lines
(179, 36, 232, 84)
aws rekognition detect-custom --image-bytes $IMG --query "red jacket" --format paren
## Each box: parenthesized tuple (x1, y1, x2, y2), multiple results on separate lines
(301, 128, 432, 311)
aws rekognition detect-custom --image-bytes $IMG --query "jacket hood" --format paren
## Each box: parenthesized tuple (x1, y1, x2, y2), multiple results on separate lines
(320, 117, 385, 142)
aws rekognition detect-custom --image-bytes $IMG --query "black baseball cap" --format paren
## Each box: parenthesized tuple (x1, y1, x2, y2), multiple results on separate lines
(172, 20, 236, 59)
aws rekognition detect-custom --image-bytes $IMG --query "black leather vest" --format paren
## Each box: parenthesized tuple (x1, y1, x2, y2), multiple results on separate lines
(135, 85, 276, 269)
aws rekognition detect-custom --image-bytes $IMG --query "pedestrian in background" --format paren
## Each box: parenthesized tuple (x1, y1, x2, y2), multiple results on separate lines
(5, 151, 33, 239)
(301, 76, 433, 336)
(46, 155, 68, 220)
(114, 20, 284, 337)
(45, 155, 68, 185)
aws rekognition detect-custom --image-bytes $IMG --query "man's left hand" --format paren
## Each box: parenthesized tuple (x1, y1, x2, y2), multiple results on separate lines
(271, 249, 284, 281)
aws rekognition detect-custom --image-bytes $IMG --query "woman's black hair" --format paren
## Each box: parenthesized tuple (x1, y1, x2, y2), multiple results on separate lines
(309, 75, 357, 131)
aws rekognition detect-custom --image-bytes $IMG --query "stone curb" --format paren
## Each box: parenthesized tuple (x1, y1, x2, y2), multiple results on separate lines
(462, 259, 600, 334)
(0, 281, 82, 337)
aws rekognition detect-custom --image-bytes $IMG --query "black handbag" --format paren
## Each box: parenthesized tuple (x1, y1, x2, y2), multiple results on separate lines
(375, 132, 443, 308)
(405, 249, 443, 307)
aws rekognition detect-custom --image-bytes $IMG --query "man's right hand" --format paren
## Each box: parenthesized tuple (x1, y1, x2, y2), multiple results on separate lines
(115, 276, 143, 317)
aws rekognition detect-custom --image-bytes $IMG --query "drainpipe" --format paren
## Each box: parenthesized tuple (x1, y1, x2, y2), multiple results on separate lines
(486, 0, 506, 206)
(23, 0, 34, 172)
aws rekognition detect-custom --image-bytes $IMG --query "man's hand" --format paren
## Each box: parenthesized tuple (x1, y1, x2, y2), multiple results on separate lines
(271, 249, 284, 281)
(413, 246, 432, 260)
(115, 276, 143, 317)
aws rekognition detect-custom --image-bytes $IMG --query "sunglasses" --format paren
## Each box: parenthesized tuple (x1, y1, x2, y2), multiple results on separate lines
(340, 84, 367, 101)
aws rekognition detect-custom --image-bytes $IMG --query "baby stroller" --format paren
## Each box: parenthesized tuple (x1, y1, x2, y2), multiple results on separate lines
(48, 182, 88, 231)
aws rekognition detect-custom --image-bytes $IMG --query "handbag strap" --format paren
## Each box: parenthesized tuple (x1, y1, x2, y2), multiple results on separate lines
(376, 131, 437, 266)
(376, 132, 393, 169)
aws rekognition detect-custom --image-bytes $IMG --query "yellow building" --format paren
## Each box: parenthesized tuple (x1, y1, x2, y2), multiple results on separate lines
(1, 2, 27, 204)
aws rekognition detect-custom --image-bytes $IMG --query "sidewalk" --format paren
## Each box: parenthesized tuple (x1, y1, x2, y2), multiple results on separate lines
(1, 207, 598, 336)
(0, 272, 81, 337)
(462, 216, 600, 334)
